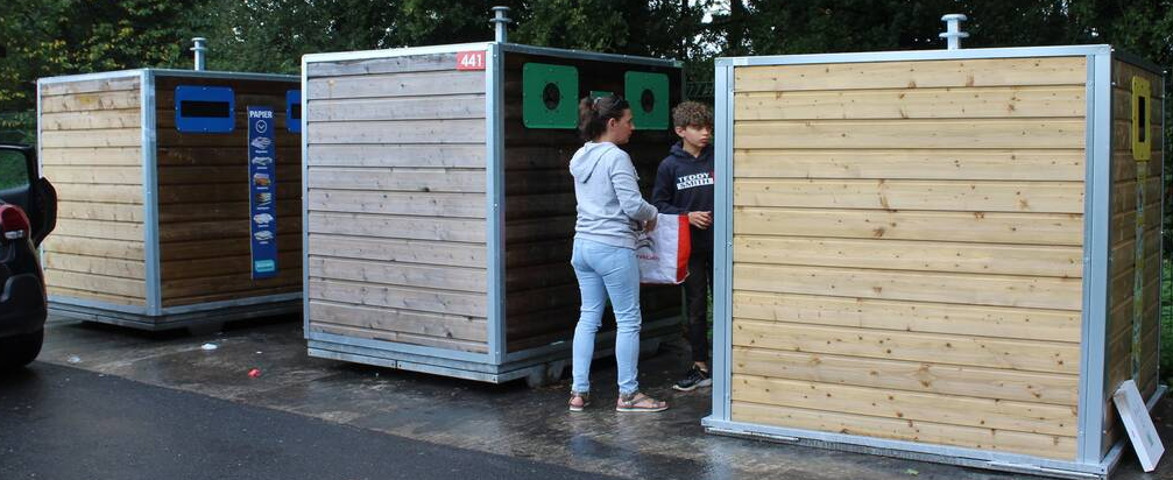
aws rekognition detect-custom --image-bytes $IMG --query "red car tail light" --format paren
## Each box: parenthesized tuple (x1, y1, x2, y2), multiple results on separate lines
(0, 204, 31, 241)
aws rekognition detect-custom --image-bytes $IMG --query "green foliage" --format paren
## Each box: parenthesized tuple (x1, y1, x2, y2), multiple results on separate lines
(0, 0, 212, 112)
(0, 149, 29, 191)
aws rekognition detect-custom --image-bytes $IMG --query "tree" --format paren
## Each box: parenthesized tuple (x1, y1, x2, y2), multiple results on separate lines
(0, 0, 211, 112)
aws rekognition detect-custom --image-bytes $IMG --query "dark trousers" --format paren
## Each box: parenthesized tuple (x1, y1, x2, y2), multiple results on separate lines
(684, 250, 713, 365)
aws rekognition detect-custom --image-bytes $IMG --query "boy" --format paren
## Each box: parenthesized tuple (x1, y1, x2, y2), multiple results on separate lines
(651, 101, 714, 391)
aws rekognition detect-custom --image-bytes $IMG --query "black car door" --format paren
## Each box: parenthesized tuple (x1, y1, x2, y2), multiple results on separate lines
(0, 145, 56, 246)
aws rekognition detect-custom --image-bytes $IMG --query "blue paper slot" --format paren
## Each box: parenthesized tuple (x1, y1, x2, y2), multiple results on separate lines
(286, 90, 302, 134)
(174, 85, 235, 133)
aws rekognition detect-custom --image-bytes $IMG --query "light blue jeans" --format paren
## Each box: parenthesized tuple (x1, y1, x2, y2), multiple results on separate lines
(570, 238, 642, 396)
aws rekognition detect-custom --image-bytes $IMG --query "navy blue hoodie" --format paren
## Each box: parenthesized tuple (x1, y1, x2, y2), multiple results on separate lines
(652, 141, 715, 253)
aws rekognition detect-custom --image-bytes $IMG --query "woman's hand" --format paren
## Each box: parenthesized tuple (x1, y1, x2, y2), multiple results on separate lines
(688, 211, 712, 229)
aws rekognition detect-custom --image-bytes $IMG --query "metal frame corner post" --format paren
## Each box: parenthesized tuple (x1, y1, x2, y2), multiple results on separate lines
(1076, 50, 1114, 465)
(141, 70, 162, 316)
(35, 79, 45, 269)
(485, 43, 507, 365)
(301, 55, 311, 338)
(710, 59, 736, 423)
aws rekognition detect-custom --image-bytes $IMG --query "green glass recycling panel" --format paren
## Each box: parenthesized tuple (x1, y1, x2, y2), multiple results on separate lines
(522, 63, 579, 129)
(624, 71, 669, 130)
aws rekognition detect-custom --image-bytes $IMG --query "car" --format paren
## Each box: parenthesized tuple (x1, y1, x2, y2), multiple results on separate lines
(0, 143, 57, 369)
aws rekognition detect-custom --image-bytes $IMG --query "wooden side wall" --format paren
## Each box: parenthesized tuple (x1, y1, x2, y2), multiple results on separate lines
(305, 53, 490, 353)
(502, 52, 683, 352)
(154, 75, 302, 307)
(728, 56, 1088, 460)
(40, 75, 147, 306)
(1102, 58, 1164, 456)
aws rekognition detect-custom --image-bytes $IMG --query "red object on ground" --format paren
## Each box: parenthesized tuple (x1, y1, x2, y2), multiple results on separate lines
(248, 368, 262, 378)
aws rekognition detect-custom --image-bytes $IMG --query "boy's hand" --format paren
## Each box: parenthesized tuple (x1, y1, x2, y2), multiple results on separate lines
(688, 211, 712, 229)
(643, 215, 658, 233)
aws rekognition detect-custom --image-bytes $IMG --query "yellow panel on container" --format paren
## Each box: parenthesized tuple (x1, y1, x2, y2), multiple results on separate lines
(1131, 77, 1151, 161)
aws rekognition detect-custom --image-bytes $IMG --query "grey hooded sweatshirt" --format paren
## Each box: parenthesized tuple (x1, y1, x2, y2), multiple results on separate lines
(569, 142, 658, 250)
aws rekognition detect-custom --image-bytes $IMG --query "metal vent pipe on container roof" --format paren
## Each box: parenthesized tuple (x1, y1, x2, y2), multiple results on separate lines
(939, 14, 969, 50)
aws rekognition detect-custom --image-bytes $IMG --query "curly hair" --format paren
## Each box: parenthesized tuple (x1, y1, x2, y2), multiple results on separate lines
(671, 101, 713, 129)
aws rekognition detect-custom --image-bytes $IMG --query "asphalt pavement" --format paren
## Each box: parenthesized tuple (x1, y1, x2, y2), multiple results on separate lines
(0, 362, 622, 480)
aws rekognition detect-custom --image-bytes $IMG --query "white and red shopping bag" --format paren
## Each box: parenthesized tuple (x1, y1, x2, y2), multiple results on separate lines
(635, 214, 691, 284)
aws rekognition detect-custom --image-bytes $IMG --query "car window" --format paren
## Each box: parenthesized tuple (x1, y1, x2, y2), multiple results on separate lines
(0, 150, 29, 190)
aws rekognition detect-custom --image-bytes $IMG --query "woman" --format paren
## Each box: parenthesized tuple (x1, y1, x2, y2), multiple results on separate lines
(566, 95, 668, 413)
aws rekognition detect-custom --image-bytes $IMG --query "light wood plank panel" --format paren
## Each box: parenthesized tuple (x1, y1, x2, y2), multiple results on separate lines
(309, 234, 485, 269)
(734, 57, 1086, 93)
(40, 90, 140, 113)
(40, 128, 141, 148)
(310, 322, 487, 354)
(309, 95, 485, 122)
(40, 77, 140, 96)
(735, 263, 1082, 310)
(736, 179, 1084, 213)
(309, 119, 485, 145)
(307, 189, 485, 218)
(735, 86, 1084, 120)
(733, 347, 1078, 405)
(309, 257, 486, 294)
(48, 286, 145, 306)
(310, 300, 486, 343)
(307, 167, 486, 193)
(46, 270, 145, 298)
(44, 253, 144, 279)
(307, 54, 458, 78)
(734, 207, 1083, 246)
(733, 149, 1085, 181)
(732, 374, 1076, 436)
(306, 144, 486, 169)
(308, 212, 486, 243)
(41, 109, 140, 131)
(45, 166, 142, 185)
(735, 236, 1081, 278)
(52, 182, 143, 204)
(40, 147, 142, 166)
(733, 319, 1080, 374)
(56, 201, 143, 223)
(310, 278, 486, 318)
(306, 70, 485, 100)
(733, 292, 1080, 343)
(42, 236, 144, 261)
(731, 401, 1076, 460)
(51, 219, 143, 242)
(735, 119, 1085, 150)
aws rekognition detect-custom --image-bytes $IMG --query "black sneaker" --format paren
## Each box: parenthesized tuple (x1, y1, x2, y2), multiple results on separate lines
(672, 366, 712, 391)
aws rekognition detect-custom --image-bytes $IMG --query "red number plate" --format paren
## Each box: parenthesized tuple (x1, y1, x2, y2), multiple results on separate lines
(456, 51, 486, 71)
